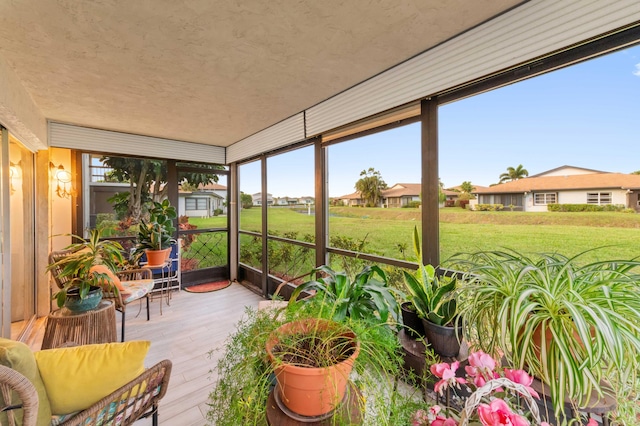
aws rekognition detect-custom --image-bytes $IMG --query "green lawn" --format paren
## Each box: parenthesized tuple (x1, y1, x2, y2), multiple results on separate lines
(224, 207, 640, 264)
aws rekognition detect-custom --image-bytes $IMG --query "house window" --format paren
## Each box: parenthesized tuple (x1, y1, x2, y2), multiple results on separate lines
(587, 192, 612, 205)
(534, 193, 556, 205)
(186, 197, 208, 210)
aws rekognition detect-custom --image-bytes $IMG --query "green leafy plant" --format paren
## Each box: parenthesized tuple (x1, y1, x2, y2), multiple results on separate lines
(402, 226, 457, 326)
(451, 248, 640, 420)
(290, 264, 401, 324)
(47, 228, 124, 308)
(207, 300, 420, 426)
(135, 199, 177, 252)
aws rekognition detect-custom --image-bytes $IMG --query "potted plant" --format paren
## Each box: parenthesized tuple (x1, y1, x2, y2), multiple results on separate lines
(265, 317, 360, 418)
(403, 226, 460, 357)
(47, 228, 124, 312)
(289, 264, 401, 324)
(207, 298, 420, 425)
(135, 199, 177, 265)
(452, 249, 640, 420)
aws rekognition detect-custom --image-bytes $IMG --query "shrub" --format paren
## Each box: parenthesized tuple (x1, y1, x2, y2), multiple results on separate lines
(403, 201, 421, 208)
(213, 208, 223, 216)
(475, 204, 504, 211)
(547, 203, 626, 212)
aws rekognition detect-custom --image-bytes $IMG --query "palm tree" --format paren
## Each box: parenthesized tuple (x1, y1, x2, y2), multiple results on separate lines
(499, 164, 529, 183)
(355, 168, 387, 207)
(459, 181, 474, 193)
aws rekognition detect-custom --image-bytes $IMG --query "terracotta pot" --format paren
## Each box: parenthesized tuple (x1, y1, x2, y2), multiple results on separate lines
(530, 322, 593, 361)
(401, 302, 424, 338)
(265, 318, 360, 417)
(145, 248, 170, 266)
(422, 318, 462, 358)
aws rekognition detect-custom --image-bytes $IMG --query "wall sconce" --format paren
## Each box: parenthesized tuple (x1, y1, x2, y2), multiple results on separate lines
(50, 162, 74, 198)
(9, 161, 20, 195)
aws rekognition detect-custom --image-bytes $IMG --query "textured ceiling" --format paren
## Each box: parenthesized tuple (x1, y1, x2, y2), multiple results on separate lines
(0, 0, 521, 147)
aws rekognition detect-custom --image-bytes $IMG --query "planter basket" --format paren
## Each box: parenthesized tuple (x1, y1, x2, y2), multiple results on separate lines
(458, 377, 542, 426)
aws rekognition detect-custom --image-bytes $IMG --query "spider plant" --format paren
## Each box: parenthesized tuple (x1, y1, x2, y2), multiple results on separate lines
(451, 249, 640, 420)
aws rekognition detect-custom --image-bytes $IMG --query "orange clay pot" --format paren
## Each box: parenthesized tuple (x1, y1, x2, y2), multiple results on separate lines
(145, 248, 170, 266)
(265, 318, 360, 417)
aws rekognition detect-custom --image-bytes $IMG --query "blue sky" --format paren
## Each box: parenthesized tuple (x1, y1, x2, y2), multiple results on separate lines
(240, 44, 640, 198)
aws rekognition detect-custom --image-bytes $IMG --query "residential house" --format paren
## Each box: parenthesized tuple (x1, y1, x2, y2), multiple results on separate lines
(252, 192, 274, 206)
(382, 183, 421, 208)
(179, 183, 227, 217)
(472, 166, 640, 212)
(336, 191, 365, 207)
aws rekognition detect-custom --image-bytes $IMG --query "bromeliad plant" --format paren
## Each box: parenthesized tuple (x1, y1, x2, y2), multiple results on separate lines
(289, 264, 401, 324)
(451, 249, 640, 420)
(403, 226, 457, 326)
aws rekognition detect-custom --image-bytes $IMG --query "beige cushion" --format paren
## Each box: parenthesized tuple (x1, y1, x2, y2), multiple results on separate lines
(0, 338, 52, 426)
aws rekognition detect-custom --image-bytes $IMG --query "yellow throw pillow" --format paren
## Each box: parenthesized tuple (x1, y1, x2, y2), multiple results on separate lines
(34, 340, 150, 415)
(0, 338, 52, 426)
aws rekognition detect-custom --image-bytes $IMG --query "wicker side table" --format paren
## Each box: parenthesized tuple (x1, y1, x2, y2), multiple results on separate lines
(42, 300, 117, 349)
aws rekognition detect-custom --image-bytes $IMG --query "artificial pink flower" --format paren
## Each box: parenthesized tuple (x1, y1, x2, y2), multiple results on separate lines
(468, 351, 496, 373)
(586, 419, 598, 426)
(503, 368, 540, 399)
(477, 398, 529, 426)
(431, 416, 459, 426)
(466, 351, 499, 387)
(429, 405, 442, 417)
(431, 361, 466, 394)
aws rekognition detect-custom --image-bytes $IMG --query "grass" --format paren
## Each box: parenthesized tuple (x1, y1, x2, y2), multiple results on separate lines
(226, 207, 640, 264)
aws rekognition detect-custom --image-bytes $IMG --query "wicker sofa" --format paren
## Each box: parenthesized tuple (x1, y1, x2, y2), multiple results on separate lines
(0, 338, 171, 426)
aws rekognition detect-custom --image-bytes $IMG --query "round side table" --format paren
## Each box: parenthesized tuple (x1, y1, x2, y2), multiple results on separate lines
(42, 300, 117, 349)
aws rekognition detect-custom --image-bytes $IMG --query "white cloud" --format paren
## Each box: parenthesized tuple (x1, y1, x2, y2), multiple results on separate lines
(634, 63, 640, 77)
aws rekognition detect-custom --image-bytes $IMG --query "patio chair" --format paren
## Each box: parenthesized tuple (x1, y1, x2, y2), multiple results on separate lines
(0, 338, 171, 426)
(48, 249, 154, 342)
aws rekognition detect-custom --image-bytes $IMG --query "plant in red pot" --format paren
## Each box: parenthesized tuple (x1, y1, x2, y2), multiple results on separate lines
(135, 199, 177, 266)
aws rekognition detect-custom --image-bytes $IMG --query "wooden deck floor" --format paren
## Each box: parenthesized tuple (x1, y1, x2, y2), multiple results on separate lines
(32, 282, 263, 426)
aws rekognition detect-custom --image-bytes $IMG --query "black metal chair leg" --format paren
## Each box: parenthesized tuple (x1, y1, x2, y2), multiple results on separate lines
(146, 296, 150, 321)
(121, 310, 126, 342)
(152, 404, 158, 426)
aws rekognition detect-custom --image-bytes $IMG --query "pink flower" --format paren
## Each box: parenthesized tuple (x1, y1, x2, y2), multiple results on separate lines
(429, 405, 442, 417)
(477, 398, 529, 426)
(586, 420, 598, 426)
(541, 423, 551, 426)
(468, 351, 496, 373)
(431, 416, 458, 426)
(466, 351, 499, 387)
(503, 368, 540, 399)
(431, 361, 466, 394)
